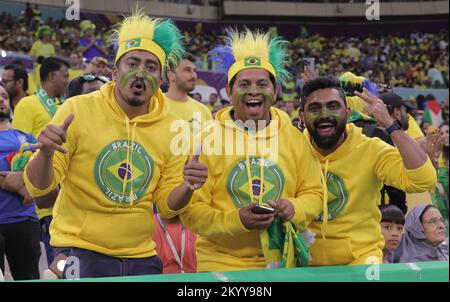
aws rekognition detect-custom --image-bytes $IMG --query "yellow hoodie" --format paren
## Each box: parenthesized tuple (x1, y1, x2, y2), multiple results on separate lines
(24, 81, 188, 258)
(304, 123, 437, 266)
(180, 107, 323, 272)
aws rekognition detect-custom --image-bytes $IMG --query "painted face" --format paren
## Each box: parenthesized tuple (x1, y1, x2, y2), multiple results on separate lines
(228, 68, 276, 124)
(113, 50, 161, 107)
(381, 222, 404, 252)
(421, 207, 447, 246)
(302, 88, 349, 150)
(0, 85, 11, 119)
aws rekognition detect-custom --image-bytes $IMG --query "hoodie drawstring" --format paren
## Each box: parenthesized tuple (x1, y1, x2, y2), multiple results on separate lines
(123, 118, 137, 207)
(320, 159, 329, 240)
(244, 133, 265, 205)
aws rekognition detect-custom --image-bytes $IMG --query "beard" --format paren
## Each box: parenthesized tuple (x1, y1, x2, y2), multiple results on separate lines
(399, 115, 409, 131)
(178, 80, 195, 93)
(126, 79, 149, 107)
(308, 117, 347, 150)
(0, 110, 11, 119)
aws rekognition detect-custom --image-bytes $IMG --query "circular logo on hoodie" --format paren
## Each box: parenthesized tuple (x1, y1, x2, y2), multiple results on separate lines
(94, 140, 154, 206)
(315, 171, 348, 221)
(226, 157, 285, 208)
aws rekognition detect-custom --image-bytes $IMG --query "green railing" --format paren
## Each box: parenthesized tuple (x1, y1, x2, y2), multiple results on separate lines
(37, 261, 448, 282)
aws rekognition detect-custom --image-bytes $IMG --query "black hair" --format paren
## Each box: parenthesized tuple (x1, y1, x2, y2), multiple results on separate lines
(4, 64, 28, 91)
(300, 76, 346, 111)
(40, 57, 70, 82)
(228, 72, 276, 93)
(419, 205, 436, 224)
(380, 204, 405, 225)
(425, 94, 436, 101)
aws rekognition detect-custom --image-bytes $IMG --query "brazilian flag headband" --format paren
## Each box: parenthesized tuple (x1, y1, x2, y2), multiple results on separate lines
(110, 9, 184, 70)
(211, 28, 291, 84)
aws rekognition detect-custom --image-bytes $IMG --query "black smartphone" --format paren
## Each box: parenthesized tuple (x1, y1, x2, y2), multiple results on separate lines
(251, 204, 275, 214)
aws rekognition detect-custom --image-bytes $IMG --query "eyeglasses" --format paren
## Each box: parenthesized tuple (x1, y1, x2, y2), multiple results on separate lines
(81, 74, 109, 84)
(424, 217, 448, 227)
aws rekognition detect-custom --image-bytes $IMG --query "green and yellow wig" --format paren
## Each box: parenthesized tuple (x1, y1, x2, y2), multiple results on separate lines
(211, 28, 292, 84)
(110, 9, 185, 70)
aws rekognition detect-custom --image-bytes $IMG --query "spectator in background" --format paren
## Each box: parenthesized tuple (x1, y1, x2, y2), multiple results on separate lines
(208, 92, 218, 111)
(283, 101, 295, 119)
(11, 57, 69, 268)
(428, 64, 445, 88)
(1, 64, 28, 112)
(78, 20, 106, 63)
(83, 56, 111, 78)
(29, 25, 55, 60)
(68, 52, 85, 81)
(66, 74, 109, 98)
(0, 83, 41, 280)
(394, 205, 448, 263)
(192, 92, 202, 103)
(380, 205, 405, 263)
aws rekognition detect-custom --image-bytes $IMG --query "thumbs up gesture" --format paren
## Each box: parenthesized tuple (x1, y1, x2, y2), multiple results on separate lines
(32, 114, 74, 156)
(183, 146, 208, 191)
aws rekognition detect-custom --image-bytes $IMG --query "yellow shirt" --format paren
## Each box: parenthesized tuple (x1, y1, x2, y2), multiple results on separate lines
(406, 114, 424, 140)
(24, 82, 188, 258)
(305, 124, 436, 266)
(68, 68, 84, 81)
(165, 95, 213, 133)
(30, 40, 55, 58)
(181, 107, 324, 272)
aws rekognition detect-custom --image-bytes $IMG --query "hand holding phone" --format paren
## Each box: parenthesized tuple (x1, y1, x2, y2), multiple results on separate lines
(251, 204, 276, 214)
(303, 57, 315, 75)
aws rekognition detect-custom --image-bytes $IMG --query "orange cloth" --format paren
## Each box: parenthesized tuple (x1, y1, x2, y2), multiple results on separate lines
(152, 214, 197, 274)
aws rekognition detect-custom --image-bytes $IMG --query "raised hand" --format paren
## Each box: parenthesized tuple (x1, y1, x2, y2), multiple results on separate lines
(183, 150, 208, 191)
(354, 88, 394, 128)
(31, 114, 74, 156)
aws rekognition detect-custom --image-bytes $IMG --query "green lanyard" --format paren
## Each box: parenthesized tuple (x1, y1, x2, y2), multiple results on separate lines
(36, 86, 64, 117)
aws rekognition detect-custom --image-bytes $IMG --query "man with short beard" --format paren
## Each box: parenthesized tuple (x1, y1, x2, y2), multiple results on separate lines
(165, 54, 212, 135)
(1, 64, 28, 113)
(300, 76, 437, 266)
(23, 11, 208, 278)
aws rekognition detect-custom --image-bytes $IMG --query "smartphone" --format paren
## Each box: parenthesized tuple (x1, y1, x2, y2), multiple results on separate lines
(303, 57, 315, 74)
(251, 204, 275, 214)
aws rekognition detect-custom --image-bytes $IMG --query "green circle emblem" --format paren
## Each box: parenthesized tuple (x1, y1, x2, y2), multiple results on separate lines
(226, 157, 285, 208)
(315, 171, 349, 221)
(94, 140, 154, 206)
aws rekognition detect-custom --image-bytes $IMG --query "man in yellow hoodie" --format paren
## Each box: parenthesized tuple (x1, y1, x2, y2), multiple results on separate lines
(300, 76, 436, 266)
(24, 11, 208, 278)
(180, 29, 324, 272)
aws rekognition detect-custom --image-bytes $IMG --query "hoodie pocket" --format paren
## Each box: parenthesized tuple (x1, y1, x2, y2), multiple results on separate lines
(309, 237, 356, 266)
(77, 211, 152, 251)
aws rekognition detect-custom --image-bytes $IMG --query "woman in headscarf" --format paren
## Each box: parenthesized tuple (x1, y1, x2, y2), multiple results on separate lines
(394, 204, 448, 263)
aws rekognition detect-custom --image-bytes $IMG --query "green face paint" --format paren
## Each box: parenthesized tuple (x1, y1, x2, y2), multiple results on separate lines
(232, 87, 275, 104)
(119, 68, 159, 94)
